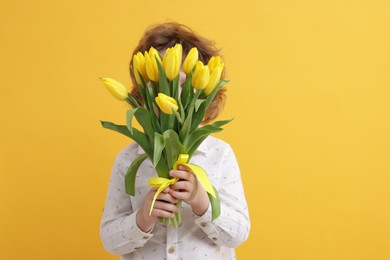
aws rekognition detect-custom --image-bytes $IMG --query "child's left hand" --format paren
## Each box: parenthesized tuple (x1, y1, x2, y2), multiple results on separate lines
(168, 165, 210, 216)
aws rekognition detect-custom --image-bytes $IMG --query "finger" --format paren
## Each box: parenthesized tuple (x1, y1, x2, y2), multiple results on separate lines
(150, 208, 175, 219)
(147, 187, 172, 200)
(170, 181, 192, 192)
(161, 186, 171, 193)
(169, 189, 190, 200)
(169, 169, 194, 181)
(156, 192, 178, 204)
(177, 165, 189, 171)
(153, 201, 179, 213)
(146, 189, 158, 201)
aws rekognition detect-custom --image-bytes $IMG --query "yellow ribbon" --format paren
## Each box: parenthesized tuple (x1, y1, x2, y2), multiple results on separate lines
(148, 154, 216, 216)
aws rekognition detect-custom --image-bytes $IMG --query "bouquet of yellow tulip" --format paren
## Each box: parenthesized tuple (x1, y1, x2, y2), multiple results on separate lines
(100, 44, 231, 228)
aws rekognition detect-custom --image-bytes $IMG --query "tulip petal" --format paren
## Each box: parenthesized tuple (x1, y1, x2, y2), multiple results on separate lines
(100, 77, 128, 100)
(204, 67, 222, 96)
(155, 93, 178, 114)
(183, 47, 198, 75)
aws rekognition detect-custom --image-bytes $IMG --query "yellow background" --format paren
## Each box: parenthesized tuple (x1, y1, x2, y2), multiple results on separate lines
(1, 0, 389, 259)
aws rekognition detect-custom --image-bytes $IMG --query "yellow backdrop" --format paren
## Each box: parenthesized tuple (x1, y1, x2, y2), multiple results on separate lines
(1, 0, 389, 259)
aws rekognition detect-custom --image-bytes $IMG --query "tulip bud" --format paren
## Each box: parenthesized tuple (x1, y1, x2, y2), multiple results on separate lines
(191, 61, 210, 90)
(155, 93, 179, 114)
(204, 66, 222, 96)
(133, 52, 149, 84)
(207, 56, 224, 74)
(162, 44, 182, 81)
(175, 43, 182, 67)
(182, 47, 198, 75)
(100, 77, 128, 101)
(145, 47, 161, 82)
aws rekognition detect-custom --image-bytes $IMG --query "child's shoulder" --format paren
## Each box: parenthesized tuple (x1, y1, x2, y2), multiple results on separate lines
(114, 141, 141, 164)
(203, 136, 233, 153)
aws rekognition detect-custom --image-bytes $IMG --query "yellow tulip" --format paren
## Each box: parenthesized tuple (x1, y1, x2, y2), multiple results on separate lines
(175, 43, 182, 67)
(207, 56, 224, 74)
(182, 47, 198, 75)
(204, 66, 222, 96)
(162, 48, 176, 80)
(100, 77, 128, 101)
(133, 52, 149, 84)
(191, 61, 210, 90)
(145, 47, 161, 82)
(155, 93, 178, 114)
(162, 44, 182, 81)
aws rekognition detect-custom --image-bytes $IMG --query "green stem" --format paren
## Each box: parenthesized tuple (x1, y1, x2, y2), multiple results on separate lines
(177, 200, 182, 224)
(171, 214, 178, 228)
(173, 110, 183, 124)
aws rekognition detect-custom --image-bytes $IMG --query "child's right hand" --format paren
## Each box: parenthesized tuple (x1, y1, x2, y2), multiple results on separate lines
(136, 187, 179, 232)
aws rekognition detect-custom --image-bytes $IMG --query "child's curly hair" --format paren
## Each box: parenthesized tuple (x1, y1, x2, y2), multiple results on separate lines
(129, 22, 227, 124)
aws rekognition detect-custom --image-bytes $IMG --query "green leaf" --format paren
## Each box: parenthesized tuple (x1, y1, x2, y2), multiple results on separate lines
(208, 186, 221, 221)
(168, 113, 175, 130)
(180, 73, 193, 109)
(190, 101, 207, 132)
(126, 111, 135, 135)
(101, 120, 133, 138)
(130, 66, 146, 106)
(125, 153, 148, 196)
(205, 79, 229, 109)
(179, 90, 201, 143)
(150, 81, 158, 100)
(155, 58, 176, 133)
(127, 93, 142, 107)
(163, 130, 185, 169)
(100, 121, 152, 157)
(172, 75, 180, 101)
(184, 124, 222, 153)
(195, 99, 205, 112)
(156, 58, 170, 95)
(179, 110, 192, 143)
(186, 135, 208, 158)
(178, 98, 185, 124)
(141, 80, 155, 117)
(126, 107, 154, 140)
(154, 155, 170, 178)
(135, 76, 147, 105)
(158, 108, 175, 133)
(210, 118, 234, 128)
(135, 78, 160, 133)
(153, 132, 165, 167)
(151, 115, 161, 134)
(146, 82, 161, 133)
(186, 119, 234, 156)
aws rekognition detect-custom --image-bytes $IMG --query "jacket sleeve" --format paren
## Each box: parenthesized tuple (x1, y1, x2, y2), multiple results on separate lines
(194, 145, 250, 248)
(100, 153, 153, 255)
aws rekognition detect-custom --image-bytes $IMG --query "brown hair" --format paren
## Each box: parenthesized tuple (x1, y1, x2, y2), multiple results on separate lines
(129, 22, 226, 124)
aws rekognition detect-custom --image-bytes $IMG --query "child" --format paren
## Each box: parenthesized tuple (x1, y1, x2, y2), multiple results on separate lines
(100, 22, 250, 260)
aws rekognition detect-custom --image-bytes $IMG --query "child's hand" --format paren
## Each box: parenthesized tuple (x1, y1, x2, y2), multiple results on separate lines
(169, 165, 210, 216)
(136, 187, 179, 232)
